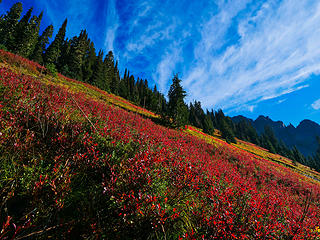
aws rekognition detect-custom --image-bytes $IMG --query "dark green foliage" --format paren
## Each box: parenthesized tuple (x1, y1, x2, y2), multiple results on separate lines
(103, 50, 115, 92)
(30, 24, 53, 64)
(81, 41, 96, 83)
(21, 12, 43, 57)
(67, 30, 89, 80)
(234, 120, 259, 144)
(57, 38, 71, 75)
(189, 101, 204, 129)
(110, 60, 120, 94)
(44, 18, 67, 65)
(309, 137, 320, 171)
(260, 126, 278, 153)
(0, 2, 22, 46)
(167, 74, 189, 127)
(90, 50, 105, 88)
(203, 114, 214, 134)
(45, 62, 57, 77)
(291, 146, 305, 164)
(119, 69, 129, 98)
(214, 109, 236, 143)
(7, 7, 33, 53)
(0, 44, 7, 50)
(8, 8, 43, 57)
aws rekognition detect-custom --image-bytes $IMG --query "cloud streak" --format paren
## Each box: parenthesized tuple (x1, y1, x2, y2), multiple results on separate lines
(184, 0, 320, 112)
(104, 0, 119, 52)
(312, 99, 320, 110)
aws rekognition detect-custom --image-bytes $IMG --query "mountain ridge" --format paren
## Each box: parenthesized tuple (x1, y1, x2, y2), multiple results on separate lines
(232, 115, 320, 156)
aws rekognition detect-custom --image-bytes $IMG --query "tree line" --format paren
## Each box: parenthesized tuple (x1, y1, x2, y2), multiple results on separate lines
(0, 2, 168, 115)
(1, 1, 320, 172)
(169, 75, 320, 171)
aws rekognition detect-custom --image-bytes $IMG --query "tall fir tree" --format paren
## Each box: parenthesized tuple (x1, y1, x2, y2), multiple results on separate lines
(215, 109, 236, 143)
(167, 74, 189, 127)
(28, 12, 43, 56)
(7, 6, 32, 53)
(20, 12, 43, 57)
(103, 50, 115, 92)
(119, 69, 129, 98)
(44, 18, 67, 65)
(90, 50, 105, 88)
(57, 38, 71, 75)
(203, 113, 214, 135)
(81, 41, 96, 83)
(30, 24, 53, 64)
(67, 30, 88, 80)
(110, 60, 120, 94)
(0, 2, 22, 46)
(311, 137, 320, 171)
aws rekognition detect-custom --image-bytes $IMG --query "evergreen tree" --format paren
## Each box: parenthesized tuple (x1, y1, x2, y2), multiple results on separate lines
(203, 114, 214, 135)
(21, 12, 43, 57)
(67, 30, 88, 80)
(234, 120, 259, 144)
(215, 109, 236, 143)
(44, 18, 67, 65)
(291, 146, 305, 164)
(128, 75, 135, 101)
(220, 118, 236, 143)
(82, 41, 96, 83)
(119, 69, 129, 98)
(148, 85, 158, 111)
(103, 50, 115, 92)
(110, 60, 120, 94)
(260, 126, 278, 153)
(90, 50, 105, 88)
(167, 74, 189, 127)
(0, 2, 22, 46)
(310, 137, 320, 171)
(57, 38, 71, 75)
(30, 24, 53, 64)
(7, 6, 32, 52)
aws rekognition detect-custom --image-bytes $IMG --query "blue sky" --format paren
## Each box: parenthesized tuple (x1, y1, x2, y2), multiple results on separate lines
(1, 0, 320, 126)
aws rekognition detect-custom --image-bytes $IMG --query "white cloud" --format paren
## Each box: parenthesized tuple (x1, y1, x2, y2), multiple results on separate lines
(126, 22, 176, 53)
(248, 105, 255, 112)
(104, 0, 119, 51)
(277, 99, 286, 104)
(152, 44, 182, 93)
(312, 99, 320, 110)
(183, 0, 320, 111)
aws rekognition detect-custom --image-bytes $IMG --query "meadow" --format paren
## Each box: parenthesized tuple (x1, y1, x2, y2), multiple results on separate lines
(1, 50, 320, 239)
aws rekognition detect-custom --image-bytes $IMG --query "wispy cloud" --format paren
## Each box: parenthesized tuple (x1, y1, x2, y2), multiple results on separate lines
(152, 44, 182, 93)
(277, 99, 286, 104)
(312, 99, 320, 110)
(184, 0, 320, 111)
(104, 0, 119, 51)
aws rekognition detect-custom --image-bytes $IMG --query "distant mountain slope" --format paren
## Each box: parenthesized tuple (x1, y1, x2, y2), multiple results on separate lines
(232, 115, 320, 156)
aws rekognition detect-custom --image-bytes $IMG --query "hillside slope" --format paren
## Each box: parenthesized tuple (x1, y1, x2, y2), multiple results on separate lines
(1, 51, 320, 239)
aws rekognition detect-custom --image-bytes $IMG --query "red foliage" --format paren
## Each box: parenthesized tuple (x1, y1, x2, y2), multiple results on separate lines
(0, 57, 320, 238)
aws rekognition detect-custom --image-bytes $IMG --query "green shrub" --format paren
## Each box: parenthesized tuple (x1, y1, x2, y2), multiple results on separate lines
(45, 63, 58, 77)
(0, 44, 7, 51)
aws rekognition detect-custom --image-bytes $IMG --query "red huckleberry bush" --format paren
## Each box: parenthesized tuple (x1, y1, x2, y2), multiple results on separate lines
(0, 52, 320, 239)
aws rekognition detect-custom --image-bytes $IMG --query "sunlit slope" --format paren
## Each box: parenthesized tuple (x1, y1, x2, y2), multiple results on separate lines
(1, 50, 320, 239)
(0, 50, 158, 119)
(185, 125, 320, 186)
